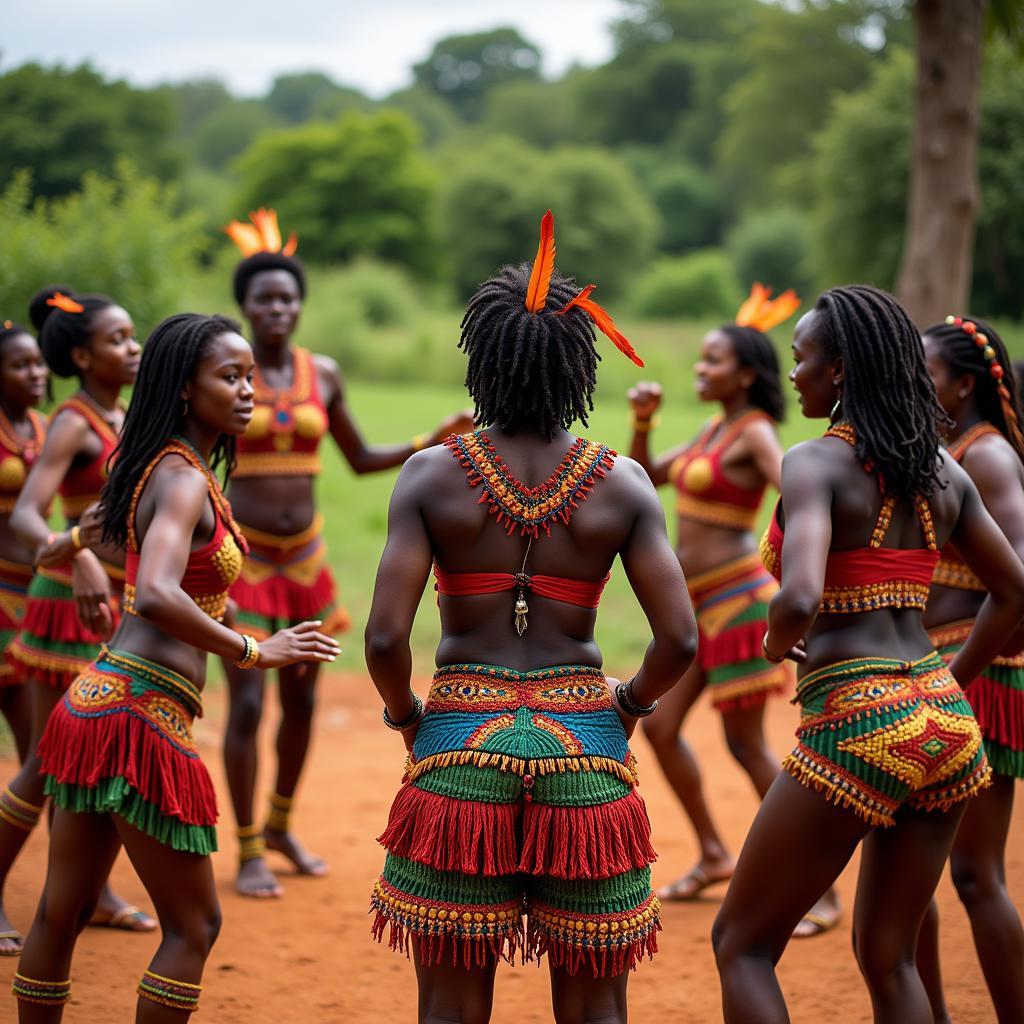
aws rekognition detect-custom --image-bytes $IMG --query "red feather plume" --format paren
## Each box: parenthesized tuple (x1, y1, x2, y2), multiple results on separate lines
(558, 285, 644, 367)
(524, 210, 556, 313)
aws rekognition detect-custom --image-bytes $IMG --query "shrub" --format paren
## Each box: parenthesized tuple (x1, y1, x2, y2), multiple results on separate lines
(630, 250, 741, 320)
(726, 206, 814, 297)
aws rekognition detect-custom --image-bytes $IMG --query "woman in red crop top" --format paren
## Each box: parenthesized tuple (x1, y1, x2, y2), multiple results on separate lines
(0, 287, 152, 954)
(915, 317, 1024, 1024)
(366, 210, 697, 1024)
(221, 211, 472, 898)
(13, 313, 339, 1021)
(626, 292, 818, 914)
(713, 285, 1024, 1024)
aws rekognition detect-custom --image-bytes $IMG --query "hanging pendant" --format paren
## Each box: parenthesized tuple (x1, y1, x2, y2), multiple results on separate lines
(515, 589, 529, 636)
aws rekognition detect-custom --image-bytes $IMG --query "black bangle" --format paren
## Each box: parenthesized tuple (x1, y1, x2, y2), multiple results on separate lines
(615, 679, 659, 718)
(383, 693, 423, 731)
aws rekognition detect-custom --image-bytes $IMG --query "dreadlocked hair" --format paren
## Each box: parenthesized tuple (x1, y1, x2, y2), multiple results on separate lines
(814, 284, 947, 502)
(460, 264, 599, 440)
(100, 313, 241, 549)
(718, 325, 786, 422)
(925, 316, 1024, 465)
(233, 252, 307, 306)
(28, 285, 117, 379)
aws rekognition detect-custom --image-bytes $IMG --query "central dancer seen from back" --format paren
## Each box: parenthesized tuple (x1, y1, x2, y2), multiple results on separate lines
(365, 211, 698, 1024)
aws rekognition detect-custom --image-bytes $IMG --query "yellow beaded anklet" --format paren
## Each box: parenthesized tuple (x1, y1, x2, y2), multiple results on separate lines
(237, 824, 266, 864)
(265, 792, 292, 833)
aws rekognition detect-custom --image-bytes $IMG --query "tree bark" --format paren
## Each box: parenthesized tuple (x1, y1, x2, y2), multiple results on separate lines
(895, 0, 986, 326)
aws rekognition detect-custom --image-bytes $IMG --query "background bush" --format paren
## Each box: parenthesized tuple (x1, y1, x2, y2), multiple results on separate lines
(629, 250, 742, 320)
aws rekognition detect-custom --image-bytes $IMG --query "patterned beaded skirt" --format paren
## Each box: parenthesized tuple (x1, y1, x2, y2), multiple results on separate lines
(37, 647, 218, 854)
(371, 664, 661, 977)
(0, 557, 33, 685)
(930, 620, 1024, 779)
(782, 651, 990, 827)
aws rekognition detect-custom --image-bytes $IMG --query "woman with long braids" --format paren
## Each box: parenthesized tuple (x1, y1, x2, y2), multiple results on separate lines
(367, 211, 697, 1024)
(625, 289, 836, 930)
(222, 211, 472, 897)
(915, 317, 1024, 1024)
(712, 285, 1024, 1024)
(0, 288, 155, 954)
(0, 320, 48, 955)
(11, 313, 339, 1021)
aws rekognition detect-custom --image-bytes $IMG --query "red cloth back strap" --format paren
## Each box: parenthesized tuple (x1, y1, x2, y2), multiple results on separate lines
(433, 564, 609, 609)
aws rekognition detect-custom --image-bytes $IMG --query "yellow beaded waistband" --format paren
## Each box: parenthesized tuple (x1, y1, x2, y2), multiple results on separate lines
(238, 513, 324, 552)
(233, 451, 322, 478)
(676, 493, 759, 531)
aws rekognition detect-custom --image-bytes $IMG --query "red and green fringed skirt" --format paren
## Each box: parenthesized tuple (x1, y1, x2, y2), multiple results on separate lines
(783, 651, 991, 827)
(230, 515, 349, 642)
(688, 553, 790, 713)
(0, 557, 33, 685)
(7, 563, 123, 690)
(37, 647, 218, 854)
(930, 620, 1024, 779)
(371, 664, 661, 977)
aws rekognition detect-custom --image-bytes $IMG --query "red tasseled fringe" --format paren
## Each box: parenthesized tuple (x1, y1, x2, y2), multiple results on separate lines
(371, 910, 524, 969)
(19, 598, 112, 644)
(699, 621, 768, 670)
(518, 791, 657, 879)
(966, 673, 1024, 749)
(7, 654, 83, 691)
(713, 682, 784, 715)
(378, 784, 520, 876)
(38, 701, 217, 826)
(527, 923, 660, 978)
(230, 566, 336, 620)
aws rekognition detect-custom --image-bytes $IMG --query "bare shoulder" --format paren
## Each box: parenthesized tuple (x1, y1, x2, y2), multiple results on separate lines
(146, 453, 209, 508)
(605, 452, 661, 507)
(961, 431, 1023, 483)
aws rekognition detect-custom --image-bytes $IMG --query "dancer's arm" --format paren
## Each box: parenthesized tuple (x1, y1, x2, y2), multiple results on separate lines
(626, 382, 686, 484)
(742, 416, 784, 491)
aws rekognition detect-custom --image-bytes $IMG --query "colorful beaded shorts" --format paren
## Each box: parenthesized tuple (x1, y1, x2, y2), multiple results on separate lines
(371, 664, 661, 977)
(688, 553, 790, 713)
(0, 557, 33, 685)
(37, 648, 218, 854)
(230, 516, 349, 641)
(7, 563, 122, 690)
(931, 620, 1024, 779)
(783, 652, 990, 827)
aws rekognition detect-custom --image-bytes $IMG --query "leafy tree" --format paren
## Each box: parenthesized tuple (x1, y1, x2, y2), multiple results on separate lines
(630, 250, 742, 319)
(266, 72, 370, 123)
(413, 28, 541, 121)
(383, 86, 461, 147)
(483, 78, 578, 148)
(194, 99, 280, 170)
(233, 110, 438, 273)
(0, 63, 180, 197)
(159, 78, 233, 140)
(726, 206, 814, 297)
(646, 161, 724, 253)
(0, 161, 206, 332)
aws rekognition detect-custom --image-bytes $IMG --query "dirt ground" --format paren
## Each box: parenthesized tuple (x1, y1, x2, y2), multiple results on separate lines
(2, 670, 1019, 1023)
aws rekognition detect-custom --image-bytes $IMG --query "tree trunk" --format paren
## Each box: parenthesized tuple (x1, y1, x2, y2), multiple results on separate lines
(895, 0, 986, 326)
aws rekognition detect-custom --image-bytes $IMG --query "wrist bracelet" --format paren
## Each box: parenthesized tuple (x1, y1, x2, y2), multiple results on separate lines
(70, 525, 83, 550)
(761, 632, 786, 664)
(383, 693, 423, 731)
(411, 433, 431, 452)
(615, 679, 659, 718)
(235, 633, 260, 670)
(630, 414, 659, 434)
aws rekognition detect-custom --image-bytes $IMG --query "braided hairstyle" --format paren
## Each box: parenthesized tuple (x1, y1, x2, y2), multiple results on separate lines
(233, 252, 307, 306)
(718, 325, 786, 422)
(100, 313, 241, 548)
(813, 284, 947, 501)
(0, 320, 51, 404)
(28, 285, 117, 379)
(924, 316, 1024, 465)
(460, 264, 600, 439)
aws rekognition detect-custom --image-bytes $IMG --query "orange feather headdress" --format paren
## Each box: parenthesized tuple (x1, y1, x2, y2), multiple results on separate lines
(46, 292, 85, 315)
(734, 283, 800, 333)
(524, 210, 644, 368)
(225, 208, 298, 259)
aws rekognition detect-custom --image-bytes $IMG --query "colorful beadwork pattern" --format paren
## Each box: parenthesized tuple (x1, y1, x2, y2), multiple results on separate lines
(137, 970, 202, 1012)
(930, 620, 1024, 779)
(445, 432, 616, 538)
(11, 973, 71, 1006)
(783, 652, 990, 826)
(372, 664, 661, 976)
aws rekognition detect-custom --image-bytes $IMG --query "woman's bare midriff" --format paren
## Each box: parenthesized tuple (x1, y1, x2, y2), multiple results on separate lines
(800, 608, 938, 675)
(676, 517, 758, 578)
(227, 475, 317, 535)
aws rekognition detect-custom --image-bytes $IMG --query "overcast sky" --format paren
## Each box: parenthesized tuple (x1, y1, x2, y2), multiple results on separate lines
(3, 1, 623, 96)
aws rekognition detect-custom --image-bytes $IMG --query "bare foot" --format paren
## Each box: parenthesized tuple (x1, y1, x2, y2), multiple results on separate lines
(89, 888, 157, 932)
(264, 827, 328, 877)
(0, 902, 22, 956)
(793, 888, 841, 939)
(235, 856, 284, 899)
(657, 856, 735, 901)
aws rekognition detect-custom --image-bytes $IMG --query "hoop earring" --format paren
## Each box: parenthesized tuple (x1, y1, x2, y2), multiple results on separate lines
(830, 394, 842, 423)
(181, 399, 189, 418)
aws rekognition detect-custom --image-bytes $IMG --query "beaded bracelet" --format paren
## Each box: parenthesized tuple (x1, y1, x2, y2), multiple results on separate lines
(70, 525, 83, 550)
(411, 433, 431, 452)
(383, 693, 424, 731)
(761, 632, 786, 664)
(235, 633, 260, 670)
(615, 678, 659, 718)
(631, 414, 660, 434)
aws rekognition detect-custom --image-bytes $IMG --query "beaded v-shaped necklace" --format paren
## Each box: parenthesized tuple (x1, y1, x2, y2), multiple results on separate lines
(0, 406, 45, 466)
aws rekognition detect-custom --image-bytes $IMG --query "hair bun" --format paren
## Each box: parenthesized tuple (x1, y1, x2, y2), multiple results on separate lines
(28, 284, 77, 331)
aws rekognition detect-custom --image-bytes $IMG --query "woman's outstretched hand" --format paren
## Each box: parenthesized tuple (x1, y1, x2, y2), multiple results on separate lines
(258, 621, 340, 669)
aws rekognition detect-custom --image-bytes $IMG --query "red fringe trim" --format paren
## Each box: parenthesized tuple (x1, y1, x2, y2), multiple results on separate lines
(699, 621, 767, 670)
(378, 785, 520, 876)
(966, 673, 1024, 750)
(371, 910, 524, 969)
(37, 699, 217, 826)
(230, 565, 336, 620)
(527, 921, 660, 977)
(713, 681, 785, 714)
(518, 791, 657, 879)
(19, 598, 112, 644)
(7, 643, 90, 690)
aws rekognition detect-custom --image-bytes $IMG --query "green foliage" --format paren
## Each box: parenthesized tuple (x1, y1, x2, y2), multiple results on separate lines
(194, 99, 281, 170)
(483, 78, 578, 148)
(0, 161, 206, 334)
(266, 72, 370, 123)
(382, 87, 461, 147)
(629, 250, 741, 319)
(160, 79, 233, 140)
(413, 28, 542, 121)
(643, 160, 724, 252)
(727, 206, 814, 296)
(325, 258, 418, 327)
(233, 110, 438, 273)
(0, 63, 180, 198)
